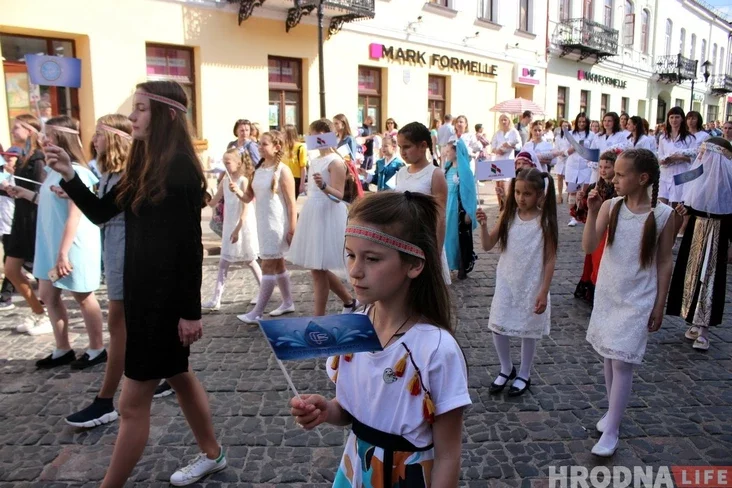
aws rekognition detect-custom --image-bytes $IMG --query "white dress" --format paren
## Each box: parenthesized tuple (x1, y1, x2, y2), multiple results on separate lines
(221, 175, 258, 263)
(586, 198, 673, 364)
(251, 165, 289, 259)
(287, 153, 348, 272)
(488, 212, 551, 338)
(522, 140, 554, 172)
(657, 134, 698, 202)
(565, 131, 596, 186)
(395, 164, 452, 285)
(552, 133, 571, 175)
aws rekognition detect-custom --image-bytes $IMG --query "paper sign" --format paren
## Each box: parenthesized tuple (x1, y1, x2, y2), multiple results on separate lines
(336, 144, 353, 160)
(475, 159, 516, 181)
(566, 181, 581, 194)
(259, 313, 383, 361)
(25, 54, 82, 88)
(565, 131, 600, 162)
(305, 132, 338, 151)
(674, 165, 704, 186)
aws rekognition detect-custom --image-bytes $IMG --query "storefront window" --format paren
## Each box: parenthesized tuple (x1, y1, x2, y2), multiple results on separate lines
(358, 66, 381, 129)
(580, 90, 589, 114)
(146, 44, 197, 134)
(601, 94, 609, 118)
(557, 86, 567, 120)
(268, 56, 302, 132)
(427, 75, 446, 126)
(707, 104, 719, 124)
(1, 33, 79, 130)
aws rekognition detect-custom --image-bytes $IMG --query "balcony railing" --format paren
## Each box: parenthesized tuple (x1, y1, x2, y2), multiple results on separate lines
(710, 74, 732, 94)
(655, 54, 697, 83)
(297, 0, 375, 16)
(553, 18, 619, 60)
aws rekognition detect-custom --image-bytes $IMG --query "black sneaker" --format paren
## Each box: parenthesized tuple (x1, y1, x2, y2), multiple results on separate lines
(65, 397, 118, 428)
(36, 350, 76, 369)
(70, 350, 108, 370)
(153, 380, 174, 398)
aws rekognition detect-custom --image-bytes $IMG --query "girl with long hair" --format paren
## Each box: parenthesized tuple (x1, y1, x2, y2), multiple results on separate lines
(290, 191, 470, 487)
(565, 112, 595, 226)
(384, 117, 398, 139)
(10, 116, 105, 370)
(590, 112, 630, 185)
(657, 107, 696, 206)
(65, 114, 134, 427)
(477, 168, 558, 397)
(490, 114, 522, 209)
(552, 119, 572, 204)
(686, 111, 710, 146)
(233, 130, 298, 323)
(47, 81, 225, 486)
(282, 124, 307, 194)
(522, 120, 562, 172)
(287, 118, 358, 316)
(626, 116, 655, 151)
(583, 149, 674, 457)
(3, 114, 49, 333)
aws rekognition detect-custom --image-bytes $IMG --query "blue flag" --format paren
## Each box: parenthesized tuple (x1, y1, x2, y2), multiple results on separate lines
(674, 165, 704, 186)
(260, 314, 383, 361)
(25, 54, 82, 88)
(564, 131, 601, 162)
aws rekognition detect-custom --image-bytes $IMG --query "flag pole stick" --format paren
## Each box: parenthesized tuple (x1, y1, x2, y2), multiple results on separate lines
(276, 358, 301, 399)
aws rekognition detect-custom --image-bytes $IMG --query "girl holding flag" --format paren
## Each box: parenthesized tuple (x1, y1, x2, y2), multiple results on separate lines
(290, 191, 470, 487)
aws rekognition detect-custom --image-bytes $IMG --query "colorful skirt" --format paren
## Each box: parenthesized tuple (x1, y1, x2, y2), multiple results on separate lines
(667, 209, 731, 327)
(333, 418, 434, 488)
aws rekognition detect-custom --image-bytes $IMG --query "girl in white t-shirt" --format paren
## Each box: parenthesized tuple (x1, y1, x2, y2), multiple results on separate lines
(290, 191, 471, 488)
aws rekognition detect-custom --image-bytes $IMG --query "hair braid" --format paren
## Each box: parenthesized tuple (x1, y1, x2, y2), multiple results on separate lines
(271, 149, 283, 194)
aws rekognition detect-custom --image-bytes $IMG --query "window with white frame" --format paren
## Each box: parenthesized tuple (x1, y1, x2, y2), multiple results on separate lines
(519, 0, 531, 32)
(690, 34, 697, 60)
(701, 39, 707, 65)
(429, 0, 450, 6)
(624, 1, 635, 48)
(583, 0, 593, 20)
(712, 43, 717, 75)
(721, 48, 725, 75)
(478, 0, 496, 21)
(604, 0, 613, 27)
(679, 28, 686, 56)
(664, 19, 672, 55)
(640, 9, 650, 53)
(559, 0, 571, 21)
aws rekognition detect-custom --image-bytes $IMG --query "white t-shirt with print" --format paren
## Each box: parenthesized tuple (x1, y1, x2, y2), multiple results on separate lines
(328, 322, 471, 449)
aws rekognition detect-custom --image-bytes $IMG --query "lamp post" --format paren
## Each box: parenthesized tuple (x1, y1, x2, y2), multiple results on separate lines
(690, 59, 712, 110)
(317, 0, 326, 117)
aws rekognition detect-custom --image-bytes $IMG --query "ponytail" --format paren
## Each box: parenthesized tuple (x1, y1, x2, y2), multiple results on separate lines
(398, 121, 435, 165)
(539, 172, 558, 264)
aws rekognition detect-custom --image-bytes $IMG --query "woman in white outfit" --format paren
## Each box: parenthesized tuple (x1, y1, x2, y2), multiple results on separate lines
(490, 114, 522, 209)
(590, 112, 630, 185)
(565, 112, 595, 226)
(626, 116, 656, 151)
(522, 121, 560, 173)
(552, 120, 572, 204)
(657, 107, 698, 206)
(686, 111, 711, 148)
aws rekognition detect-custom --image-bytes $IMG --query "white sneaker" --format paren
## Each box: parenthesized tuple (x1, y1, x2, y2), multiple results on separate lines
(269, 303, 295, 317)
(567, 217, 578, 227)
(170, 450, 227, 486)
(17, 313, 51, 334)
(237, 312, 261, 324)
(201, 298, 220, 311)
(341, 299, 361, 314)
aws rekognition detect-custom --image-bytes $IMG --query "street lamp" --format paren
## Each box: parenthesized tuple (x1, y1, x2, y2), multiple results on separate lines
(690, 59, 713, 109)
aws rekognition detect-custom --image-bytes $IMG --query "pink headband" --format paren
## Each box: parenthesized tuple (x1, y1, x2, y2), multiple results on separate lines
(100, 124, 132, 140)
(45, 124, 79, 135)
(138, 91, 188, 113)
(17, 121, 39, 134)
(345, 225, 425, 260)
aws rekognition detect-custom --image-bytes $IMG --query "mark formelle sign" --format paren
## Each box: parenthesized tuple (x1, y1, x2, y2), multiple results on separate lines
(577, 69, 627, 89)
(369, 43, 498, 76)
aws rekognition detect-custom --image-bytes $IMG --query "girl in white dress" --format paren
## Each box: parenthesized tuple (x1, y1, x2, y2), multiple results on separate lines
(590, 113, 631, 185)
(686, 110, 711, 149)
(395, 122, 451, 284)
(657, 107, 698, 205)
(289, 191, 470, 488)
(233, 130, 297, 323)
(626, 116, 656, 151)
(202, 148, 260, 310)
(490, 114, 522, 209)
(583, 148, 674, 457)
(287, 119, 358, 316)
(565, 113, 595, 226)
(522, 121, 561, 173)
(476, 168, 558, 397)
(553, 120, 572, 204)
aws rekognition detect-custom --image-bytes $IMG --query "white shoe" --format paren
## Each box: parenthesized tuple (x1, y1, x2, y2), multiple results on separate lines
(341, 299, 361, 314)
(249, 297, 257, 305)
(567, 218, 578, 227)
(596, 412, 608, 433)
(237, 312, 261, 324)
(591, 437, 619, 457)
(269, 303, 295, 317)
(17, 313, 51, 335)
(201, 298, 220, 311)
(170, 450, 227, 486)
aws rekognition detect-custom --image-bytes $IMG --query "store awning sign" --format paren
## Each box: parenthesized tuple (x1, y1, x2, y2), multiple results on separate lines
(514, 65, 541, 86)
(25, 55, 81, 88)
(369, 43, 497, 77)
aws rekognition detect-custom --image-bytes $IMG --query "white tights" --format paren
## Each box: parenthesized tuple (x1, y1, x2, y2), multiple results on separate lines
(492, 333, 537, 388)
(210, 259, 262, 304)
(597, 358, 634, 448)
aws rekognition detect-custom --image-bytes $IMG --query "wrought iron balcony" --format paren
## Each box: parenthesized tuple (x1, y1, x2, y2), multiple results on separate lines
(288, 0, 375, 35)
(553, 18, 619, 62)
(655, 54, 697, 83)
(710, 74, 732, 94)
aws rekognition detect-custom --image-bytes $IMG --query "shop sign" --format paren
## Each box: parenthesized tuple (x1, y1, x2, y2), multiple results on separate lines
(577, 69, 627, 89)
(514, 65, 541, 86)
(693, 93, 704, 102)
(369, 43, 497, 77)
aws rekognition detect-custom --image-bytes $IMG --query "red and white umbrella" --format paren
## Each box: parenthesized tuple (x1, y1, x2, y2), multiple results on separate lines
(490, 98, 545, 116)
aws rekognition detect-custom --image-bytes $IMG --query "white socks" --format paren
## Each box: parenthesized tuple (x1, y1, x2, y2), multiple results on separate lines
(86, 348, 105, 360)
(248, 275, 277, 318)
(514, 338, 537, 390)
(492, 333, 513, 386)
(52, 348, 70, 359)
(597, 359, 634, 449)
(275, 271, 293, 308)
(210, 260, 232, 305)
(247, 260, 262, 285)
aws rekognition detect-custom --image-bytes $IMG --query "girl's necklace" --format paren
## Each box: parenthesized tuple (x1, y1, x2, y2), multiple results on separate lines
(372, 306, 412, 348)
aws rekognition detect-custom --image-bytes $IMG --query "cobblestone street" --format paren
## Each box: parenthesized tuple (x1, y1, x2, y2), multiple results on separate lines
(0, 199, 730, 487)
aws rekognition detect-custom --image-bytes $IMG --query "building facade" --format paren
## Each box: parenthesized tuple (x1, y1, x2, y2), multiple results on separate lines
(546, 0, 732, 126)
(1, 0, 548, 156)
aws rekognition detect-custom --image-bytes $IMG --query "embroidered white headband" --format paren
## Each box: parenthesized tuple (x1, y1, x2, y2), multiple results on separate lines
(100, 124, 132, 140)
(138, 91, 188, 113)
(345, 225, 425, 260)
(17, 120, 39, 134)
(44, 124, 79, 135)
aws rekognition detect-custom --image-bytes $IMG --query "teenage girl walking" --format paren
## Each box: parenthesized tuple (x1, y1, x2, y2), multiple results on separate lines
(288, 119, 358, 316)
(290, 191, 470, 487)
(476, 168, 558, 397)
(202, 148, 261, 310)
(233, 130, 297, 323)
(583, 149, 674, 457)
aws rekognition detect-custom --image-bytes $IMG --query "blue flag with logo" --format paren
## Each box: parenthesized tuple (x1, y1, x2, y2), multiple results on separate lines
(259, 314, 383, 361)
(25, 55, 82, 88)
(673, 165, 704, 186)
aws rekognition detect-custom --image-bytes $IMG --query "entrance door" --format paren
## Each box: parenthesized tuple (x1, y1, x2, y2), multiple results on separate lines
(656, 98, 667, 124)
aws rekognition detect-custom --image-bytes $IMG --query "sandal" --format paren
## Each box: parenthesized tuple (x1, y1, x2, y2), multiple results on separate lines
(489, 366, 516, 394)
(692, 336, 710, 351)
(684, 326, 700, 341)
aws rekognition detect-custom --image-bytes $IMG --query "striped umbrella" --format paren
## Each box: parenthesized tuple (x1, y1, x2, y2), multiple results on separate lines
(490, 98, 545, 116)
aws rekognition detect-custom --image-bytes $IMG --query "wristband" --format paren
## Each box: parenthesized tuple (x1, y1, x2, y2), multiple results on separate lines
(319, 181, 327, 191)
(32, 192, 39, 204)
